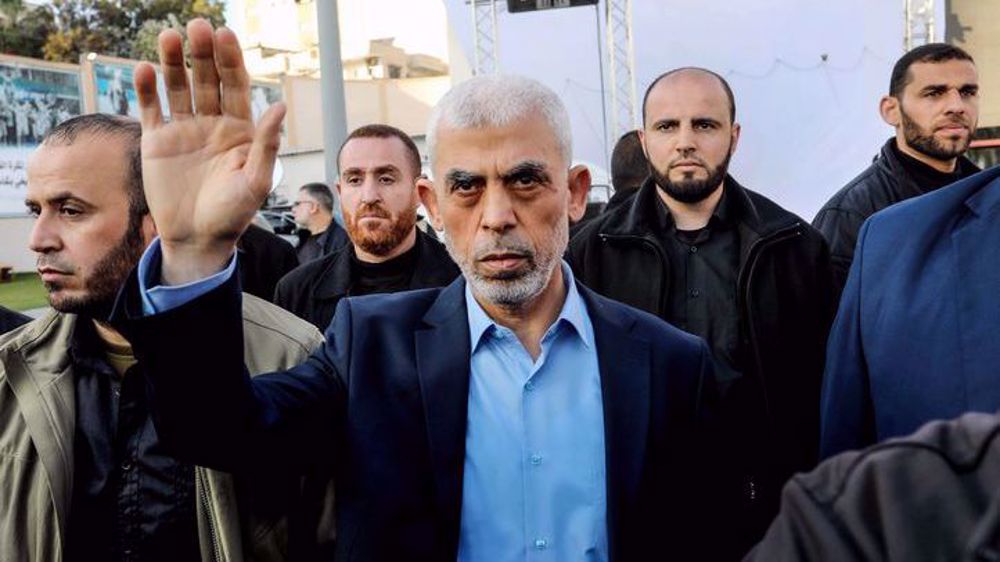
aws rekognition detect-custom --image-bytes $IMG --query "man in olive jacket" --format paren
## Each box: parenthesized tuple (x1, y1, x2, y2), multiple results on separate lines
(568, 67, 835, 555)
(0, 113, 324, 562)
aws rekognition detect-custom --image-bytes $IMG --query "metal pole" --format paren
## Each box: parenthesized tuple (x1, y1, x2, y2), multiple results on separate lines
(594, 2, 609, 172)
(316, 0, 348, 219)
(904, 0, 912, 51)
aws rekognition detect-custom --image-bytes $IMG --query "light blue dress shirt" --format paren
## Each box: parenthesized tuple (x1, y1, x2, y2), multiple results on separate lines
(458, 264, 608, 562)
(137, 243, 609, 560)
(137, 238, 237, 314)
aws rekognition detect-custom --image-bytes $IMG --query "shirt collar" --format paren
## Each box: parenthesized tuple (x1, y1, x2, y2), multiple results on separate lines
(465, 261, 593, 352)
(654, 178, 736, 233)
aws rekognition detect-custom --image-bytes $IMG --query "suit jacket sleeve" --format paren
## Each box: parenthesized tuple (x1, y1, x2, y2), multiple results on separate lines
(117, 267, 348, 474)
(818, 219, 875, 460)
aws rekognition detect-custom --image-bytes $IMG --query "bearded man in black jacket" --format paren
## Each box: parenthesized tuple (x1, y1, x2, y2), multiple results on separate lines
(813, 43, 980, 296)
(568, 67, 835, 558)
(274, 124, 458, 331)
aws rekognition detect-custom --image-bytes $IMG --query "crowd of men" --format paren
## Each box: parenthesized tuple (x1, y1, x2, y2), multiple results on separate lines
(0, 18, 997, 562)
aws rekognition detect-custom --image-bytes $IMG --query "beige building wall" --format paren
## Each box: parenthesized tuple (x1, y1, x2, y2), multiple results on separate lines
(949, 0, 1000, 128)
(283, 75, 452, 151)
(0, 217, 35, 272)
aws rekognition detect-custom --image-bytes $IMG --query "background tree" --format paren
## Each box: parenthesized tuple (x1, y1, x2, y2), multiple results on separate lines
(0, 0, 224, 63)
(0, 0, 56, 58)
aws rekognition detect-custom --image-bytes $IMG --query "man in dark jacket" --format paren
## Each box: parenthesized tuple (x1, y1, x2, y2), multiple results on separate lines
(291, 182, 350, 263)
(605, 129, 647, 212)
(274, 124, 459, 330)
(237, 222, 299, 301)
(747, 412, 1000, 562)
(813, 43, 980, 295)
(569, 67, 835, 555)
(0, 305, 30, 334)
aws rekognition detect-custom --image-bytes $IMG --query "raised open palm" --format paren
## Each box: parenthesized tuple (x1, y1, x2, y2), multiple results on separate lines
(134, 19, 285, 284)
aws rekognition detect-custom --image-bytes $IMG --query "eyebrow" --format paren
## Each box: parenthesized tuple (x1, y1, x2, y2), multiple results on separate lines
(444, 169, 484, 185)
(500, 160, 551, 183)
(25, 191, 93, 208)
(920, 82, 979, 93)
(342, 164, 403, 176)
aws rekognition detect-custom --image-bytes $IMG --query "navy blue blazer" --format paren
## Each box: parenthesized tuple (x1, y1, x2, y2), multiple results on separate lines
(820, 165, 1000, 459)
(115, 271, 721, 561)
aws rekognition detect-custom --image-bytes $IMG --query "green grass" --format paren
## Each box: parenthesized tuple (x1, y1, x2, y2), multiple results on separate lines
(0, 272, 49, 312)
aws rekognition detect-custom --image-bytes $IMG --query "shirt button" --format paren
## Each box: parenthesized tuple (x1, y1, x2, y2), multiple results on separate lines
(689, 245, 698, 253)
(534, 538, 548, 550)
(690, 289, 701, 298)
(530, 454, 543, 466)
(121, 459, 134, 472)
(525, 381, 535, 392)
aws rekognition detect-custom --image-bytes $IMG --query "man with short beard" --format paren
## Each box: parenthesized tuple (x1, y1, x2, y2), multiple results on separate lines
(274, 124, 459, 330)
(813, 43, 980, 296)
(110, 20, 724, 560)
(0, 112, 325, 562)
(568, 67, 835, 557)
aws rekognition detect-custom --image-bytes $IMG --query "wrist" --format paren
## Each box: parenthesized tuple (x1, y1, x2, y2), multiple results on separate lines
(160, 239, 237, 286)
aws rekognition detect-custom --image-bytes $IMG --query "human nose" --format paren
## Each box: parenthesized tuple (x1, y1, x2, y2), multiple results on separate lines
(360, 176, 382, 204)
(28, 211, 61, 255)
(480, 183, 516, 234)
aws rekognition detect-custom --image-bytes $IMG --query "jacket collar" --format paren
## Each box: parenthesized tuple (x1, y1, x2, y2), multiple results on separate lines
(314, 228, 451, 300)
(413, 275, 652, 558)
(875, 137, 981, 199)
(599, 175, 800, 245)
(962, 169, 1000, 218)
(1, 310, 78, 546)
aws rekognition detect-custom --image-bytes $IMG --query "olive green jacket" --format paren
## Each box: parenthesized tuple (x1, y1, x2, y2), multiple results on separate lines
(0, 294, 324, 562)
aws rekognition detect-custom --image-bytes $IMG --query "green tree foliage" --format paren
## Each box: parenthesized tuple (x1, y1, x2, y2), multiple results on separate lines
(1, 0, 225, 63)
(0, 0, 56, 58)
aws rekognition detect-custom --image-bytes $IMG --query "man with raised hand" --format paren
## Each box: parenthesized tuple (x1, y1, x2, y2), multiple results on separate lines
(116, 20, 721, 561)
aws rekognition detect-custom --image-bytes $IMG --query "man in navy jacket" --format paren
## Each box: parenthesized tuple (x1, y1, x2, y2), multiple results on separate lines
(113, 20, 725, 561)
(820, 164, 1000, 459)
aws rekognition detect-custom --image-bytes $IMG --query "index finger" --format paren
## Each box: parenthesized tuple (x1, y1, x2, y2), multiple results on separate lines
(134, 62, 163, 129)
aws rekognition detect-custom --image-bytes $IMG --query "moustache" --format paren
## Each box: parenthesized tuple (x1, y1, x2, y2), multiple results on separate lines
(473, 236, 535, 262)
(353, 203, 392, 220)
(668, 158, 708, 170)
(36, 256, 75, 274)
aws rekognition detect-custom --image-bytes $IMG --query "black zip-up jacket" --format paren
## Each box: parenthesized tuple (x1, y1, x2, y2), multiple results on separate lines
(568, 176, 836, 554)
(747, 412, 1000, 562)
(274, 229, 460, 332)
(812, 138, 979, 296)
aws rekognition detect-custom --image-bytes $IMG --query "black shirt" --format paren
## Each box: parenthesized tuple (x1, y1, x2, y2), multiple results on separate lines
(654, 188, 744, 385)
(349, 241, 420, 297)
(891, 141, 979, 195)
(66, 320, 199, 562)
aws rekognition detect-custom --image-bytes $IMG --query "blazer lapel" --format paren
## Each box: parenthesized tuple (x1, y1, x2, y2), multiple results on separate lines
(580, 285, 650, 557)
(414, 279, 472, 549)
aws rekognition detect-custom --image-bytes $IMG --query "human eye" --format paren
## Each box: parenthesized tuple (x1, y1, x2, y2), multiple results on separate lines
(25, 204, 40, 218)
(510, 171, 542, 189)
(59, 204, 83, 218)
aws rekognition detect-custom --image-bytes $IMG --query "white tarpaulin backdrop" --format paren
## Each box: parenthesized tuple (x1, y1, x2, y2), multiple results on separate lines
(444, 0, 946, 220)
